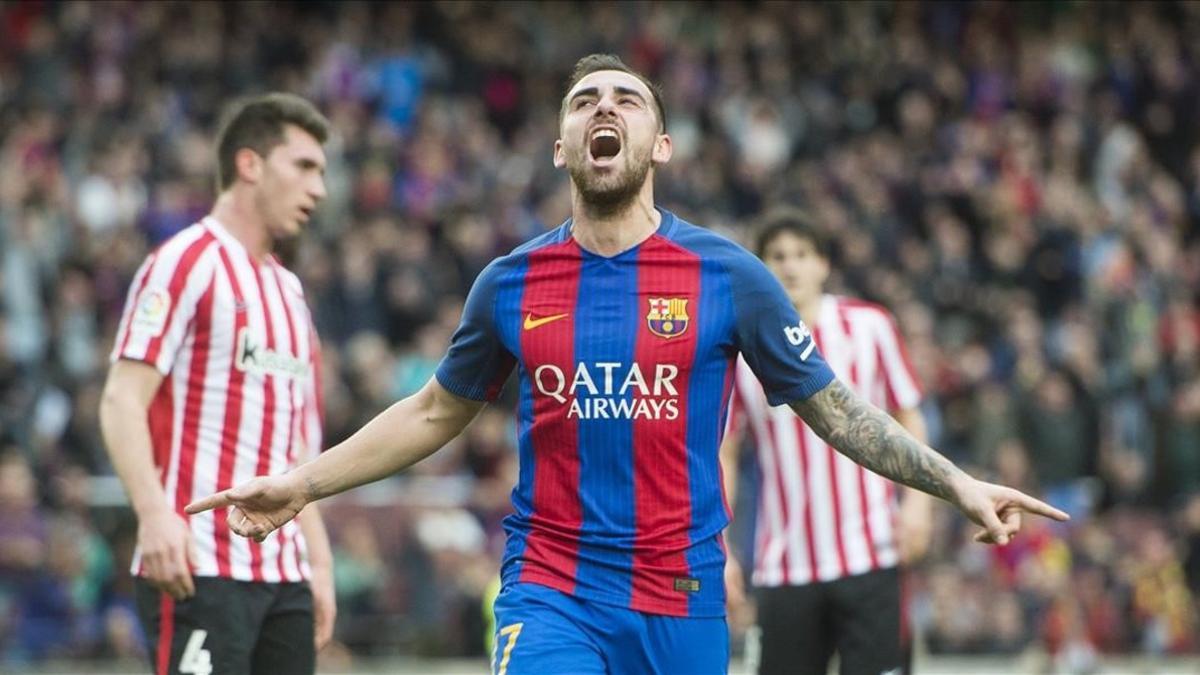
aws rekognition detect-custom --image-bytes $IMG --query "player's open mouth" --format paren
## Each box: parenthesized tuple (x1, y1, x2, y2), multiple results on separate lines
(588, 127, 621, 165)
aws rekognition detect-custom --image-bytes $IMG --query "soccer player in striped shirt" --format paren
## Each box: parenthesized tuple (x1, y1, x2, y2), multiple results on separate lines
(100, 94, 335, 675)
(720, 210, 932, 675)
(187, 55, 1067, 675)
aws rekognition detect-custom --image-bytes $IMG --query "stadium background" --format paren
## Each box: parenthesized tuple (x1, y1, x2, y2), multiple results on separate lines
(1, 1, 1199, 673)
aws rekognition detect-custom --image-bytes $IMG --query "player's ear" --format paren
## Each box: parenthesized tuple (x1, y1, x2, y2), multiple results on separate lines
(553, 139, 566, 169)
(652, 133, 672, 165)
(816, 255, 831, 285)
(235, 148, 263, 185)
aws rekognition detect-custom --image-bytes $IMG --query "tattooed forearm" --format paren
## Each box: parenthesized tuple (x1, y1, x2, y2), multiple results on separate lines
(304, 475, 322, 502)
(790, 380, 966, 502)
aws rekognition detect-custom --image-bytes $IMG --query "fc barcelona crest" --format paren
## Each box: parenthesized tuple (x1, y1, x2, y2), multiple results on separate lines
(647, 297, 690, 339)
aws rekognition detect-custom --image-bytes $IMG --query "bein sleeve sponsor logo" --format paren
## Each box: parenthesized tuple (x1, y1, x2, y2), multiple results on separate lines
(784, 321, 816, 360)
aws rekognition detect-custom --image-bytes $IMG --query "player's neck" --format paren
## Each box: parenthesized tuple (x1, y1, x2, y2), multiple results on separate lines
(210, 190, 272, 261)
(569, 185, 659, 257)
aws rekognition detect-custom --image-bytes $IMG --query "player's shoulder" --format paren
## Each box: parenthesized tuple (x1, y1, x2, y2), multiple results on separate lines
(156, 221, 219, 256)
(509, 221, 572, 257)
(832, 295, 900, 333)
(478, 222, 572, 282)
(143, 222, 222, 276)
(661, 211, 760, 271)
(833, 295, 894, 320)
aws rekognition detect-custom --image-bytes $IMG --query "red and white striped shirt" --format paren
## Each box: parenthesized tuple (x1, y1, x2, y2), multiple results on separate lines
(111, 217, 323, 583)
(729, 294, 921, 586)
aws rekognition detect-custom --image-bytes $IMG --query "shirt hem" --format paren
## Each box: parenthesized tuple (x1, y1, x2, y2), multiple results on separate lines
(505, 572, 726, 618)
(113, 353, 171, 376)
(434, 370, 489, 402)
(765, 367, 836, 406)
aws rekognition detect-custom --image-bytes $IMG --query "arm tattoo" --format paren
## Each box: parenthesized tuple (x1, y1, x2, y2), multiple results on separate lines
(790, 380, 963, 502)
(304, 475, 321, 502)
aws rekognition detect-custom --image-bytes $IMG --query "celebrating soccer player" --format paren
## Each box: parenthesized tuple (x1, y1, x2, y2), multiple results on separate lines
(721, 210, 932, 674)
(185, 56, 1067, 675)
(100, 94, 335, 675)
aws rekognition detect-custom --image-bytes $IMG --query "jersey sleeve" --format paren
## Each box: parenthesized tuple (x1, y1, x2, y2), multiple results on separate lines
(110, 242, 215, 375)
(435, 259, 516, 402)
(872, 310, 922, 411)
(727, 251, 835, 406)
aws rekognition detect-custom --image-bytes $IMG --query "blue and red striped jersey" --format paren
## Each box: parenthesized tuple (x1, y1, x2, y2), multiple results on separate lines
(435, 208, 835, 617)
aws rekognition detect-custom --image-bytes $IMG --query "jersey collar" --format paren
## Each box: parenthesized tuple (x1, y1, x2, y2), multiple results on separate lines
(557, 206, 679, 256)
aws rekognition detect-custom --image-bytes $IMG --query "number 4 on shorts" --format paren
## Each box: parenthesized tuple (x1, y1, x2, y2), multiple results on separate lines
(180, 629, 212, 675)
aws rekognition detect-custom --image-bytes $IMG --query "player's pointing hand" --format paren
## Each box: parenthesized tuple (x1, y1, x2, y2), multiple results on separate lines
(951, 477, 1069, 545)
(186, 473, 309, 542)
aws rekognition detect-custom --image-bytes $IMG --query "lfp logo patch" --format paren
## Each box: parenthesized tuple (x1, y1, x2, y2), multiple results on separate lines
(132, 287, 172, 337)
(647, 297, 689, 339)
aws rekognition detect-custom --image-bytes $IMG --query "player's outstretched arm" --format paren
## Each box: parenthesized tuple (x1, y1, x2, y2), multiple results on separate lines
(186, 377, 485, 540)
(789, 379, 1069, 544)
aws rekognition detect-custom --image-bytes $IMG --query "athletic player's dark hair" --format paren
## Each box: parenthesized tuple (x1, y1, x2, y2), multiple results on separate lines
(561, 54, 667, 133)
(754, 208, 830, 259)
(214, 92, 329, 190)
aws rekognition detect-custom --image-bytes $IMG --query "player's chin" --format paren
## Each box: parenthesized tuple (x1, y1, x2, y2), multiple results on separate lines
(276, 218, 304, 238)
(583, 164, 631, 188)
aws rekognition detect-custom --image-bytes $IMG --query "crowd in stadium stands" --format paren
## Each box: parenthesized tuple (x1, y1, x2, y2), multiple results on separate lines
(1, 0, 1199, 667)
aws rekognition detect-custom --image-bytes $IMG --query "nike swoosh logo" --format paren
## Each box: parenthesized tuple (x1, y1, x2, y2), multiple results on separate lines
(523, 313, 569, 330)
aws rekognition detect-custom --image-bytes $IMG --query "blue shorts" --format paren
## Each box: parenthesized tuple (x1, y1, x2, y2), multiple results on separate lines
(490, 582, 729, 675)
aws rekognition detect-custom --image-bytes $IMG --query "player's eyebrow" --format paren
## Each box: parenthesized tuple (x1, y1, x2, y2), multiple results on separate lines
(296, 157, 326, 175)
(568, 86, 600, 104)
(612, 86, 647, 103)
(568, 85, 648, 105)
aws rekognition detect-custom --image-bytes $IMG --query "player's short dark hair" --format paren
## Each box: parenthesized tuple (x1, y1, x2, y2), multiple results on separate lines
(754, 209, 829, 259)
(214, 93, 329, 190)
(560, 54, 667, 133)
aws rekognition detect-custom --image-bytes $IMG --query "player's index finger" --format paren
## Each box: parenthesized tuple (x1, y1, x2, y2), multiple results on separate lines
(1016, 493, 1069, 521)
(185, 491, 232, 514)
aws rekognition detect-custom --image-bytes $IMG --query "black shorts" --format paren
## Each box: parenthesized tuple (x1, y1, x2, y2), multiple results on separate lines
(135, 577, 314, 675)
(749, 567, 902, 675)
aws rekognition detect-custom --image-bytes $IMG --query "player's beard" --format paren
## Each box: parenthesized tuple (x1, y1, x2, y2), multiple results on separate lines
(567, 144, 652, 217)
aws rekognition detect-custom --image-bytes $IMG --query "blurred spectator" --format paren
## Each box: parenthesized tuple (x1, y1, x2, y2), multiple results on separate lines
(1183, 495, 1200, 601)
(1129, 525, 1197, 654)
(0, 453, 46, 575)
(331, 516, 390, 649)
